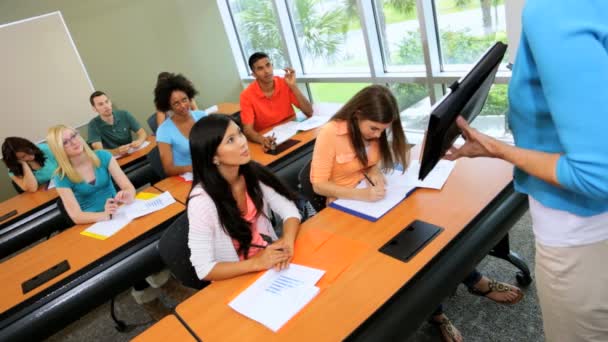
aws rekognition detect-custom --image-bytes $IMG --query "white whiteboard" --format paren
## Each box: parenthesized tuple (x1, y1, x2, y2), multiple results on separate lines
(0, 11, 94, 143)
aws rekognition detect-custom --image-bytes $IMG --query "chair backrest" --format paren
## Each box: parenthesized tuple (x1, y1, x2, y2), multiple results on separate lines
(55, 197, 75, 227)
(147, 113, 158, 134)
(11, 180, 24, 194)
(146, 146, 166, 180)
(298, 160, 326, 212)
(158, 212, 209, 290)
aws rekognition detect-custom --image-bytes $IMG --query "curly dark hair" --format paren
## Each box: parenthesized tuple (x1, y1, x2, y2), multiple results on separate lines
(2, 137, 46, 177)
(153, 74, 199, 112)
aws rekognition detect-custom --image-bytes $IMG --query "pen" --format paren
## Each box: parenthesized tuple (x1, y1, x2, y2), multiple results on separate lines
(363, 172, 376, 187)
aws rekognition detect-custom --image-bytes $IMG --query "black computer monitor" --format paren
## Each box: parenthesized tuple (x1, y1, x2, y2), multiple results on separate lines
(418, 42, 507, 180)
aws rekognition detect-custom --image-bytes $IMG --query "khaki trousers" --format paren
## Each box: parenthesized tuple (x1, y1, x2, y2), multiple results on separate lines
(535, 239, 608, 342)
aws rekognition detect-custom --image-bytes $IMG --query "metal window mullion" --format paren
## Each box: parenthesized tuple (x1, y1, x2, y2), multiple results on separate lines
(357, 0, 384, 80)
(216, 0, 249, 78)
(272, 0, 304, 74)
(416, 0, 441, 104)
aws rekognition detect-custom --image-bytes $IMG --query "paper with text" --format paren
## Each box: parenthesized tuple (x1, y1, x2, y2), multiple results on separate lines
(263, 121, 299, 145)
(402, 160, 455, 190)
(126, 140, 150, 154)
(229, 264, 325, 332)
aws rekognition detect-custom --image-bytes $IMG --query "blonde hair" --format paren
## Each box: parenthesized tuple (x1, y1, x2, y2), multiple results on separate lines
(47, 125, 100, 183)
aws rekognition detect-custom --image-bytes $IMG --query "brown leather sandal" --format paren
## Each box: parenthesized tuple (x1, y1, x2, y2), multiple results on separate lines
(468, 278, 524, 305)
(429, 316, 463, 342)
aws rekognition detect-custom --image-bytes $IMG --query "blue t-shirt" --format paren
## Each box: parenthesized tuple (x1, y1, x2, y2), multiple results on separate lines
(53, 150, 116, 212)
(508, 0, 608, 216)
(156, 110, 207, 167)
(8, 143, 58, 185)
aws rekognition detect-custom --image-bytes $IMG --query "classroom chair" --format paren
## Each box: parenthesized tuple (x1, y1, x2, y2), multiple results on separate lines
(147, 113, 158, 135)
(146, 146, 166, 180)
(298, 160, 326, 213)
(158, 212, 209, 290)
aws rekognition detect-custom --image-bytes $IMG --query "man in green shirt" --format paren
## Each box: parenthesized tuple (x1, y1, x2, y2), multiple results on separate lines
(88, 91, 147, 156)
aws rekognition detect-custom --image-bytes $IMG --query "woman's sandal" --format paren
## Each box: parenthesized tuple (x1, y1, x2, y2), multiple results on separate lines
(468, 278, 524, 305)
(429, 316, 463, 342)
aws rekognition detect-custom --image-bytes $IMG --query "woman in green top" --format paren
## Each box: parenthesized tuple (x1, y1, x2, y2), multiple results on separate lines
(2, 137, 58, 192)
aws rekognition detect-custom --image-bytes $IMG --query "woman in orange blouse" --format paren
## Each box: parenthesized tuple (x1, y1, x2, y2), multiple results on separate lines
(310, 85, 409, 203)
(310, 85, 523, 342)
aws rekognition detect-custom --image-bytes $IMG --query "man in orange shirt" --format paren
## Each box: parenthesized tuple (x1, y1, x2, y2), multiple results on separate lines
(240, 52, 313, 151)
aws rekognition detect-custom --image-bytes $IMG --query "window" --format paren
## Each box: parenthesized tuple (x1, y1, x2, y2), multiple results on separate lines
(219, 0, 516, 138)
(228, 0, 288, 68)
(389, 83, 431, 131)
(434, 0, 507, 71)
(373, 0, 425, 72)
(286, 0, 369, 73)
(309, 83, 371, 103)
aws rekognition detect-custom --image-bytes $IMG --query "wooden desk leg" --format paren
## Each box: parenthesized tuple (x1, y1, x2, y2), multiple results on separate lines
(489, 234, 533, 286)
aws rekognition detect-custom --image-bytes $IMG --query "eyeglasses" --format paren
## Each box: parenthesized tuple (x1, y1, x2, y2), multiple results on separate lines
(63, 132, 80, 146)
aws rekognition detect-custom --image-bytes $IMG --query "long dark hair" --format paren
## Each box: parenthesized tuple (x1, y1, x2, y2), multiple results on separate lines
(188, 114, 298, 257)
(2, 137, 46, 177)
(331, 85, 409, 172)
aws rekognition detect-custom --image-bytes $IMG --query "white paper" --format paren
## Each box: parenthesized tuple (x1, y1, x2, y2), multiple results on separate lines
(204, 105, 218, 114)
(294, 115, 331, 131)
(180, 172, 193, 182)
(402, 160, 456, 190)
(229, 264, 325, 332)
(331, 171, 416, 221)
(115, 191, 176, 220)
(82, 214, 132, 239)
(263, 121, 299, 145)
(126, 140, 150, 154)
(47, 178, 56, 189)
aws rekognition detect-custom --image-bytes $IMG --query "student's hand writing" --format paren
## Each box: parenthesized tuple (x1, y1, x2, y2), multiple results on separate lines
(366, 168, 386, 189)
(115, 189, 134, 204)
(364, 184, 386, 202)
(445, 116, 499, 160)
(104, 198, 119, 218)
(272, 239, 294, 271)
(117, 144, 130, 155)
(262, 136, 276, 152)
(130, 140, 143, 149)
(251, 243, 289, 271)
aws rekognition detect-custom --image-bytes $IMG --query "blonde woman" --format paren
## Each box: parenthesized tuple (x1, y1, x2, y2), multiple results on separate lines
(47, 125, 135, 224)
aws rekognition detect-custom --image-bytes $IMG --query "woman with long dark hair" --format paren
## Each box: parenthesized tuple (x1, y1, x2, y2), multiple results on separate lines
(187, 114, 301, 281)
(2, 137, 58, 192)
(310, 85, 522, 342)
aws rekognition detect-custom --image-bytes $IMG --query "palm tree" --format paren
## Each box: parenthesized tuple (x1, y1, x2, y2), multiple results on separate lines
(455, 0, 497, 35)
(234, 0, 347, 65)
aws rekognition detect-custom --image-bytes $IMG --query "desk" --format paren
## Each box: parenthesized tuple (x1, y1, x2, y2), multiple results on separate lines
(0, 186, 57, 230)
(175, 155, 527, 341)
(0, 187, 185, 341)
(211, 103, 240, 116)
(116, 136, 156, 169)
(133, 315, 198, 342)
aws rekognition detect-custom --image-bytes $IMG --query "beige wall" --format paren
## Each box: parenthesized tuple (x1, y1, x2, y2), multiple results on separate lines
(0, 0, 242, 201)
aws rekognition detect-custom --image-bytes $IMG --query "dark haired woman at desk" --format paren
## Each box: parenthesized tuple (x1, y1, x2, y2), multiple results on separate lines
(187, 115, 301, 281)
(310, 85, 523, 342)
(154, 72, 199, 127)
(2, 137, 58, 192)
(154, 73, 207, 176)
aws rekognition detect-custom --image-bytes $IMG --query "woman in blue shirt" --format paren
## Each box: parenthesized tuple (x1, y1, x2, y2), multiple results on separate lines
(154, 73, 206, 176)
(447, 1, 608, 340)
(47, 125, 135, 224)
(2, 137, 58, 192)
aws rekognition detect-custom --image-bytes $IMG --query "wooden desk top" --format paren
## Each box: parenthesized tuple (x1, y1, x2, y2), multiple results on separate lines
(0, 186, 58, 227)
(133, 315, 197, 342)
(0, 187, 185, 314)
(154, 176, 192, 204)
(116, 136, 156, 167)
(176, 153, 514, 341)
(212, 103, 240, 116)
